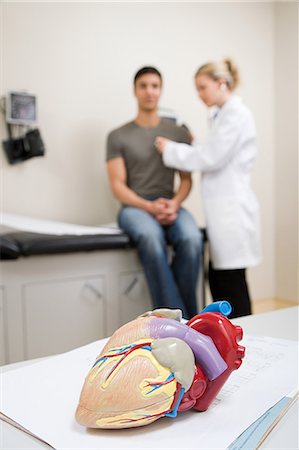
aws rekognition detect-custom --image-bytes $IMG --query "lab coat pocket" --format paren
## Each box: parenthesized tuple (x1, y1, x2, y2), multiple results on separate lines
(239, 192, 262, 262)
(204, 196, 244, 268)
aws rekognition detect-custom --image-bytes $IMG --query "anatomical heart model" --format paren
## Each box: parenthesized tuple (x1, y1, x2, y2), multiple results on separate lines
(75, 301, 245, 429)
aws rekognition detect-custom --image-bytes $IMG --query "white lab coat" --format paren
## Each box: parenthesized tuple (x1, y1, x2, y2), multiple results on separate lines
(163, 95, 262, 269)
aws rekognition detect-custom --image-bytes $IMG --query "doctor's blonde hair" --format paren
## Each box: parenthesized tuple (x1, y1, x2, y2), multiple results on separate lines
(195, 58, 240, 91)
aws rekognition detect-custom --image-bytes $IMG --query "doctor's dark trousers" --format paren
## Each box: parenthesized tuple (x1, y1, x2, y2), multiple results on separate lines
(208, 262, 252, 318)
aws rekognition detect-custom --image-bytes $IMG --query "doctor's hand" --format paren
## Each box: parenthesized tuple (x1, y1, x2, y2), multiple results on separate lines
(155, 136, 171, 154)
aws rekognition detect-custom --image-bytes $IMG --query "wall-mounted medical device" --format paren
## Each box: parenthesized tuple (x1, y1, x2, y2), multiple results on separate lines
(2, 91, 45, 164)
(6, 91, 37, 126)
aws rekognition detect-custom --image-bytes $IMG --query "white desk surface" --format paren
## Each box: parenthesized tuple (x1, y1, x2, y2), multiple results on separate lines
(1, 306, 298, 450)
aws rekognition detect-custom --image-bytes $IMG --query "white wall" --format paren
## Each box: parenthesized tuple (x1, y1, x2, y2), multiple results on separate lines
(0, 2, 295, 302)
(274, 2, 298, 302)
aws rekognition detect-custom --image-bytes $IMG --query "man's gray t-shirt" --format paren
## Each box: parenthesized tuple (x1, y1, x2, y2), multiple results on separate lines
(106, 119, 191, 199)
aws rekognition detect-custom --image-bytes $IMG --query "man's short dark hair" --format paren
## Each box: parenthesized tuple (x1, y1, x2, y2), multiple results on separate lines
(134, 66, 162, 85)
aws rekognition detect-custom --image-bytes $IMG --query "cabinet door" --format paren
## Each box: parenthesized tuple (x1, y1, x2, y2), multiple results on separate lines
(119, 271, 152, 325)
(0, 287, 6, 365)
(23, 276, 106, 359)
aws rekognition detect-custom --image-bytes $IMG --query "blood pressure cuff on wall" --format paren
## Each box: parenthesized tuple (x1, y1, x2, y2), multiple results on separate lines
(2, 129, 45, 165)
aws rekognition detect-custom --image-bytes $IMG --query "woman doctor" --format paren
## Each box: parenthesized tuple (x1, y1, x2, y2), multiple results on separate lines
(155, 59, 262, 318)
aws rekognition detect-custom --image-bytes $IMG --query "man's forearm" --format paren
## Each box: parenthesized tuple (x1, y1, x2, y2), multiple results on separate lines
(111, 180, 153, 214)
(172, 173, 192, 208)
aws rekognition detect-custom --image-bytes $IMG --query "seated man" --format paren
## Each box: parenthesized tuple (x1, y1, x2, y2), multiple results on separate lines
(106, 66, 202, 319)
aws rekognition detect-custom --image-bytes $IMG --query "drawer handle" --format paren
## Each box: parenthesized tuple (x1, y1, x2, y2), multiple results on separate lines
(123, 277, 138, 295)
(84, 282, 102, 299)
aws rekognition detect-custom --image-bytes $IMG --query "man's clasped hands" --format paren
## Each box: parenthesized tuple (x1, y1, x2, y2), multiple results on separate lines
(149, 197, 179, 226)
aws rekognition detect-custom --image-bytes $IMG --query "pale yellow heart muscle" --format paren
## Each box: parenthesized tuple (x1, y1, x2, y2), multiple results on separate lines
(75, 318, 177, 429)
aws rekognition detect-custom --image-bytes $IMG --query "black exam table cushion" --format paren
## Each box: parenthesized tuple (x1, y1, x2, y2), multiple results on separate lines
(0, 231, 132, 258)
(0, 228, 206, 260)
(0, 235, 21, 259)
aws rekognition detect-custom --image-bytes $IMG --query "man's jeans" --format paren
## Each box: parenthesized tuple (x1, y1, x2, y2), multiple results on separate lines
(118, 206, 203, 319)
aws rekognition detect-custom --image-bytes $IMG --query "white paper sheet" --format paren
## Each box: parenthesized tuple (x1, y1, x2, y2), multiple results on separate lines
(0, 336, 298, 450)
(0, 213, 122, 235)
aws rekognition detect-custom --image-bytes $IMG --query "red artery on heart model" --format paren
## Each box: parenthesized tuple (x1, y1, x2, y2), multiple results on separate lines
(178, 311, 245, 412)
